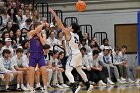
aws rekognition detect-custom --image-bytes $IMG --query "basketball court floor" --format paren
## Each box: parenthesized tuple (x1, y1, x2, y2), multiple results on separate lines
(1, 84, 140, 93)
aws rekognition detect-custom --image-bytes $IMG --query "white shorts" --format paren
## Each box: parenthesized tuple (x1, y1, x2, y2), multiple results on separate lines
(0, 73, 14, 82)
(66, 53, 82, 68)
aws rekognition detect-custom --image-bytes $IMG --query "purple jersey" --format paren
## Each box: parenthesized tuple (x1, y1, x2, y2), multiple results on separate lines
(29, 36, 46, 67)
(30, 37, 43, 53)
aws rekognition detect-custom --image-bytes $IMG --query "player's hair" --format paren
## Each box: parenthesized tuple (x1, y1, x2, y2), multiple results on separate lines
(33, 21, 42, 28)
(43, 44, 50, 49)
(16, 48, 24, 53)
(71, 23, 80, 33)
(92, 50, 99, 56)
(2, 49, 11, 56)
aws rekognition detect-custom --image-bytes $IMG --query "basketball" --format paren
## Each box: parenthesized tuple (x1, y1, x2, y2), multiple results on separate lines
(76, 0, 87, 12)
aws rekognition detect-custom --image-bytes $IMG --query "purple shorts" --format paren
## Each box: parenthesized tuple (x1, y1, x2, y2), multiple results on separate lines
(29, 52, 46, 68)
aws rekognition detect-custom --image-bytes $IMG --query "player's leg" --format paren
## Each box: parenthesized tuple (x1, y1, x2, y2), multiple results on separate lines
(29, 57, 37, 91)
(35, 69, 41, 89)
(29, 67, 35, 90)
(38, 57, 48, 92)
(65, 65, 77, 93)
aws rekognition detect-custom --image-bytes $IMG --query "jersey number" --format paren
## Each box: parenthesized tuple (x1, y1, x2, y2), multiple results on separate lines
(74, 37, 78, 44)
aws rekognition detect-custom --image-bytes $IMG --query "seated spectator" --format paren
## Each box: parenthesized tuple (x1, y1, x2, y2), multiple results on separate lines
(1, 21, 13, 32)
(11, 48, 29, 90)
(99, 46, 124, 84)
(16, 9, 24, 25)
(23, 9, 31, 22)
(1, 31, 10, 41)
(83, 32, 91, 45)
(0, 40, 4, 57)
(100, 38, 113, 51)
(80, 47, 91, 81)
(20, 18, 32, 33)
(50, 50, 68, 88)
(79, 38, 91, 53)
(118, 45, 135, 83)
(0, 49, 27, 91)
(88, 50, 109, 86)
(46, 31, 58, 51)
(1, 38, 14, 56)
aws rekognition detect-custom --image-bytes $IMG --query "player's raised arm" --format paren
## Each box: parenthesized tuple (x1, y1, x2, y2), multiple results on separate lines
(27, 22, 49, 39)
(49, 8, 70, 35)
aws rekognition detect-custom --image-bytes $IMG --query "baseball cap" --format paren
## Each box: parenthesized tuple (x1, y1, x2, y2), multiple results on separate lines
(5, 38, 12, 42)
(104, 46, 110, 50)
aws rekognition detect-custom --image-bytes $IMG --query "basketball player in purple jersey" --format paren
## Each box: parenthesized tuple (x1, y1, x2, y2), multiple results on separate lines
(27, 22, 49, 93)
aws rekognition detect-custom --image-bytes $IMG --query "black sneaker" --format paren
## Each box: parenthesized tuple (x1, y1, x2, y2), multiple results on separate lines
(35, 86, 42, 90)
(5, 88, 10, 92)
(84, 81, 90, 90)
(70, 83, 77, 93)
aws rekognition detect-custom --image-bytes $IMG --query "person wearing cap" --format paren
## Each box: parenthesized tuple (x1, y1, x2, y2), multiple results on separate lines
(1, 38, 14, 56)
(98, 46, 125, 84)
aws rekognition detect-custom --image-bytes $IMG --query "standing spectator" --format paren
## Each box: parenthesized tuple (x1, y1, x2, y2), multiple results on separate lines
(23, 9, 31, 22)
(83, 32, 91, 45)
(31, 9, 40, 22)
(7, 8, 18, 23)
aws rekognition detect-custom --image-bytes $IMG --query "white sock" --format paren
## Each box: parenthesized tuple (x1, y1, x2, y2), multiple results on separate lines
(21, 84, 24, 87)
(6, 85, 9, 89)
(44, 86, 47, 89)
(17, 84, 20, 88)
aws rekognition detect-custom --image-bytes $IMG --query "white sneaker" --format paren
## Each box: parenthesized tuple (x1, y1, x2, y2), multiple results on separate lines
(75, 86, 81, 93)
(98, 80, 106, 86)
(21, 85, 29, 91)
(107, 79, 115, 85)
(135, 79, 140, 84)
(121, 77, 126, 81)
(30, 89, 36, 93)
(87, 85, 93, 93)
(117, 79, 125, 84)
(42, 88, 48, 93)
(56, 84, 63, 88)
(128, 78, 135, 83)
(61, 84, 69, 88)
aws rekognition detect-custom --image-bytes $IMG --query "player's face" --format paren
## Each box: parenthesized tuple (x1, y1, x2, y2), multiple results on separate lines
(67, 26, 73, 32)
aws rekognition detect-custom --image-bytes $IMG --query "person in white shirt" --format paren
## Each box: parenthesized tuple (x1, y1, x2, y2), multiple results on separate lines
(46, 31, 58, 51)
(79, 38, 91, 53)
(1, 38, 14, 56)
(100, 38, 112, 51)
(99, 46, 124, 84)
(0, 40, 4, 57)
(0, 49, 27, 91)
(50, 50, 66, 88)
(11, 48, 29, 90)
(80, 47, 91, 81)
(118, 45, 134, 83)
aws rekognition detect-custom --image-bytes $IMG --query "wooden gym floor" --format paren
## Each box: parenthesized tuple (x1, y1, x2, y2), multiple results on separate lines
(1, 84, 140, 93)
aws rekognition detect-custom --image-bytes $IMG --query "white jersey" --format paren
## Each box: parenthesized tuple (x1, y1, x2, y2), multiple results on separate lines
(66, 32, 81, 55)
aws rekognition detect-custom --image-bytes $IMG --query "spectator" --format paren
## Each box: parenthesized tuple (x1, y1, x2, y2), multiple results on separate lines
(11, 48, 29, 90)
(100, 38, 112, 51)
(16, 9, 24, 25)
(1, 31, 10, 41)
(0, 40, 4, 57)
(7, 8, 18, 23)
(83, 32, 91, 45)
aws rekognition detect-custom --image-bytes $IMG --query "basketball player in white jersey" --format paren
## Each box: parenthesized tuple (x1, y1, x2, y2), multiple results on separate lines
(49, 8, 93, 93)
